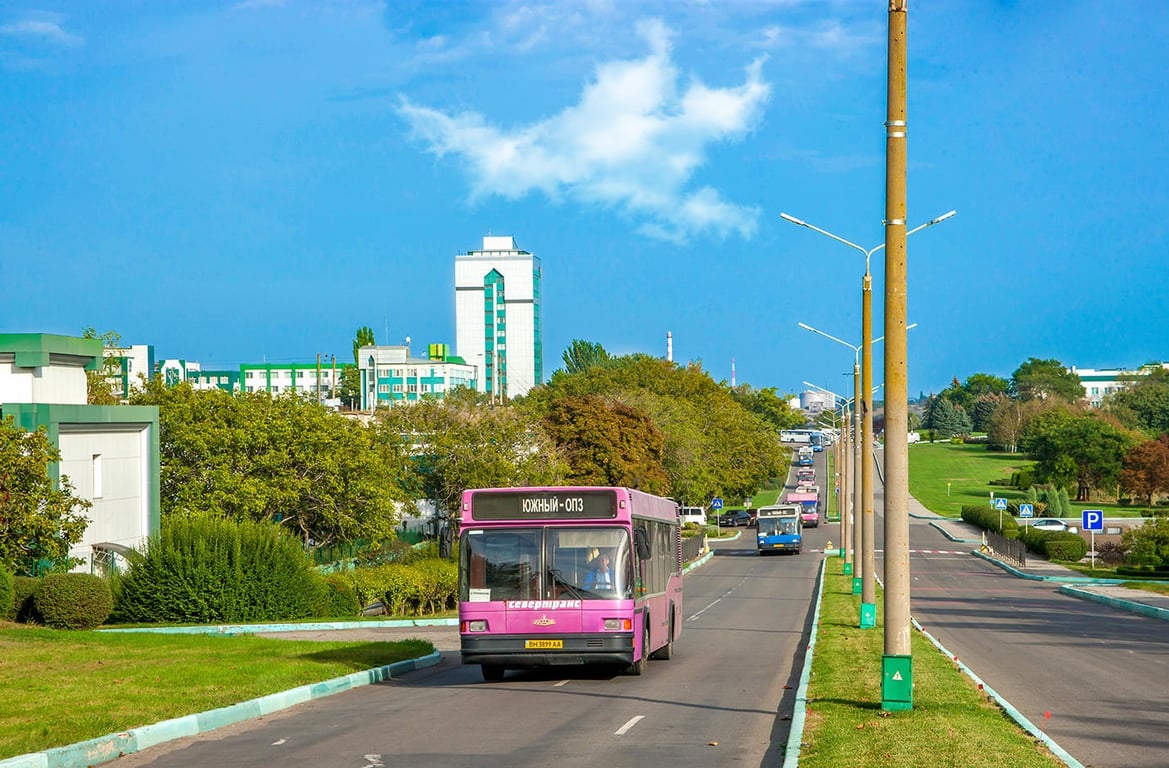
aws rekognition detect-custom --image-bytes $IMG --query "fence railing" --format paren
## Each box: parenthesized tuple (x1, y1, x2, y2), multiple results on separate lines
(985, 530, 1027, 568)
(681, 532, 707, 563)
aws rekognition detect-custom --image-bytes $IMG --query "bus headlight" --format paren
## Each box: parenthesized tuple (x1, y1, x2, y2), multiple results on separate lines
(462, 620, 488, 632)
(603, 618, 632, 631)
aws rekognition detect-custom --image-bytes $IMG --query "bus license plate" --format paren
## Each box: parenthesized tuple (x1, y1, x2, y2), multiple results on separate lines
(525, 639, 563, 649)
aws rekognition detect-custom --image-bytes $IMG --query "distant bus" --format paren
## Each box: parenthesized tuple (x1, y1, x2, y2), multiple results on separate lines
(797, 446, 815, 467)
(458, 486, 683, 681)
(796, 467, 815, 486)
(756, 504, 802, 555)
(786, 490, 820, 527)
(780, 428, 816, 444)
(809, 432, 826, 452)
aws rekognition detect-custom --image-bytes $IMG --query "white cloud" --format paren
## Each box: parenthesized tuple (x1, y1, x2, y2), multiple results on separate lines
(397, 20, 770, 242)
(0, 13, 84, 47)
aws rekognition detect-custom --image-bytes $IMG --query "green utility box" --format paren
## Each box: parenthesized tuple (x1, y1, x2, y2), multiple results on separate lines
(881, 655, 913, 711)
(843, 561, 852, 575)
(851, 576, 862, 595)
(860, 602, 876, 629)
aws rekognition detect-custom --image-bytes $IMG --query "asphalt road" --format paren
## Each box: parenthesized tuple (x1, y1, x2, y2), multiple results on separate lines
(108, 525, 836, 768)
(869, 450, 1169, 768)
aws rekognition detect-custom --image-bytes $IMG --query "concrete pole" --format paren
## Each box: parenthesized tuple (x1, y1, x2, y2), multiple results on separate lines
(882, 0, 913, 712)
(861, 275, 877, 628)
(840, 404, 852, 573)
(852, 364, 863, 595)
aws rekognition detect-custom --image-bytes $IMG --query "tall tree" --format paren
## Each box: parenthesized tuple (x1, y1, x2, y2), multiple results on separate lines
(1010, 357, 1083, 403)
(731, 384, 805, 433)
(130, 380, 404, 548)
(352, 326, 376, 364)
(1120, 436, 1169, 505)
(970, 392, 1006, 433)
(1028, 412, 1135, 501)
(542, 394, 669, 493)
(1106, 367, 1169, 437)
(82, 327, 123, 405)
(0, 417, 91, 575)
(561, 340, 611, 374)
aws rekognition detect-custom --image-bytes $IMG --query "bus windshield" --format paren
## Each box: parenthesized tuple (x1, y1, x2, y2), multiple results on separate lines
(758, 517, 799, 536)
(460, 526, 633, 602)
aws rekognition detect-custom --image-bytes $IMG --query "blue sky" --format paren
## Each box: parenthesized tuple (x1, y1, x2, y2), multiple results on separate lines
(3, 1, 1167, 399)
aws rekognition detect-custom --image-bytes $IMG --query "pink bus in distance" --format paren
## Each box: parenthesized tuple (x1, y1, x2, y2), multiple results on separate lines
(458, 486, 683, 682)
(786, 490, 820, 527)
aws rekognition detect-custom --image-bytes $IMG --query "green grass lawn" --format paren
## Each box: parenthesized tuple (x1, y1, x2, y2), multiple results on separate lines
(0, 624, 433, 759)
(800, 561, 1063, 767)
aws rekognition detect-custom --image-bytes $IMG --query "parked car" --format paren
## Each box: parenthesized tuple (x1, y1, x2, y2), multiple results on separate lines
(1030, 518, 1069, 532)
(907, 431, 921, 444)
(718, 510, 752, 527)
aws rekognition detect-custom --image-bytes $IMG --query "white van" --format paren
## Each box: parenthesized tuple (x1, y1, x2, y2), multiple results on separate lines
(679, 506, 707, 526)
(907, 431, 922, 444)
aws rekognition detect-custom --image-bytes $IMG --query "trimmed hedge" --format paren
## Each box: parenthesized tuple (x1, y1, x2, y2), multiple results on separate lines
(960, 504, 1019, 537)
(112, 514, 326, 624)
(348, 558, 457, 616)
(12, 576, 41, 623)
(1018, 528, 1089, 562)
(35, 573, 114, 630)
(317, 573, 361, 618)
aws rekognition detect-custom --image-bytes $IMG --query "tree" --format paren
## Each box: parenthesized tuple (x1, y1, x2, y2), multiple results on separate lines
(1010, 357, 1083, 403)
(541, 394, 669, 493)
(377, 397, 569, 521)
(0, 417, 91, 575)
(1119, 436, 1169, 505)
(82, 327, 123, 405)
(352, 326, 376, 364)
(130, 380, 404, 548)
(1028, 412, 1136, 501)
(970, 392, 1006, 433)
(1106, 368, 1169, 437)
(1122, 517, 1169, 567)
(731, 384, 805, 433)
(561, 340, 611, 374)
(336, 366, 362, 410)
(922, 396, 971, 439)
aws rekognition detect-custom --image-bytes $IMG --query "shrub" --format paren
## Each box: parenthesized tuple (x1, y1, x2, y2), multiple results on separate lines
(316, 573, 360, 618)
(34, 573, 114, 629)
(346, 558, 457, 616)
(112, 514, 323, 624)
(960, 504, 1019, 537)
(1095, 541, 1127, 565)
(1043, 533, 1089, 562)
(12, 576, 41, 622)
(0, 567, 13, 619)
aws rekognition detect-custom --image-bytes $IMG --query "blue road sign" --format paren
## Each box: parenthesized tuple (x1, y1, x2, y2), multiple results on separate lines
(1083, 509, 1104, 531)
(1019, 503, 1034, 518)
(711, 498, 724, 510)
(994, 497, 1008, 510)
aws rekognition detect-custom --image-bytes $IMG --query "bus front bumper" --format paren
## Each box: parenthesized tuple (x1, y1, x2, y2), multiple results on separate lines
(461, 632, 635, 668)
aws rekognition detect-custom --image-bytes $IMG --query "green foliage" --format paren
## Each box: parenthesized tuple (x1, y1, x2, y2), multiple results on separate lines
(352, 326, 376, 364)
(34, 573, 114, 630)
(1122, 518, 1169, 566)
(938, 373, 1010, 413)
(346, 558, 457, 616)
(561, 339, 612, 374)
(0, 567, 12, 618)
(731, 384, 806, 433)
(11, 576, 41, 622)
(541, 394, 669, 493)
(1018, 529, 1088, 561)
(0, 417, 91, 576)
(960, 504, 1019, 537)
(81, 327, 124, 405)
(317, 574, 361, 618)
(922, 396, 973, 439)
(1026, 410, 1135, 501)
(129, 381, 404, 548)
(1010, 357, 1084, 403)
(112, 514, 325, 624)
(1105, 367, 1169, 436)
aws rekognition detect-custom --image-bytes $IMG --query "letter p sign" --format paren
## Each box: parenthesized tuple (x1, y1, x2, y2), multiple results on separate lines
(1082, 509, 1104, 531)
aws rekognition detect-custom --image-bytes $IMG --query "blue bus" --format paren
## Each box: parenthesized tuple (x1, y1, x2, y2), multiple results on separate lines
(756, 504, 802, 555)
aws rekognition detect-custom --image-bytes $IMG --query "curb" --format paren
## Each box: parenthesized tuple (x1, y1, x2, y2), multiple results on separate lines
(928, 521, 980, 543)
(1057, 584, 1169, 623)
(97, 617, 458, 636)
(0, 651, 442, 768)
(910, 618, 1085, 768)
(782, 557, 826, 766)
(684, 549, 715, 573)
(971, 551, 1133, 585)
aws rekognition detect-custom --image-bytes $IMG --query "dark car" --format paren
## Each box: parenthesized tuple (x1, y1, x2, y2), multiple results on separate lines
(719, 510, 752, 527)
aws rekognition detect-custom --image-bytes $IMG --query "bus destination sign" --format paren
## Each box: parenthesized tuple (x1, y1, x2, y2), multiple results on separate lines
(472, 490, 618, 520)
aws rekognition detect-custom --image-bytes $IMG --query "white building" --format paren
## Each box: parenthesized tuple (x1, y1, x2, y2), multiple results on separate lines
(105, 344, 155, 398)
(800, 390, 832, 415)
(455, 235, 543, 400)
(0, 333, 160, 574)
(1073, 363, 1169, 407)
(358, 343, 476, 409)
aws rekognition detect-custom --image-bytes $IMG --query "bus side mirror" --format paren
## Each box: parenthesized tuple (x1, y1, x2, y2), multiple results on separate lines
(634, 527, 652, 560)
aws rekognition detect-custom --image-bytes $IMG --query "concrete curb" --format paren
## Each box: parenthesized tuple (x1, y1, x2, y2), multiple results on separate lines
(783, 557, 826, 766)
(97, 617, 458, 636)
(971, 550, 1134, 585)
(910, 617, 1085, 768)
(928, 521, 980, 543)
(0, 650, 442, 768)
(683, 549, 715, 573)
(1058, 585, 1169, 622)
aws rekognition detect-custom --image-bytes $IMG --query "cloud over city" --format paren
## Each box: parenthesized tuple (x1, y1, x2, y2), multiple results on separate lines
(397, 20, 771, 243)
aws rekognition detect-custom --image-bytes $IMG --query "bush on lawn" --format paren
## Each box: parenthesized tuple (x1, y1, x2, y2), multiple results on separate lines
(11, 576, 42, 622)
(34, 573, 114, 629)
(348, 558, 457, 616)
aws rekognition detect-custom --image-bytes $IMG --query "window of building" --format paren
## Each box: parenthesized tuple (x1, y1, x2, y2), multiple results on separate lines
(92, 454, 103, 499)
(245, 371, 254, 379)
(378, 367, 390, 378)
(393, 384, 403, 393)
(378, 384, 389, 393)
(297, 371, 305, 379)
(408, 384, 419, 393)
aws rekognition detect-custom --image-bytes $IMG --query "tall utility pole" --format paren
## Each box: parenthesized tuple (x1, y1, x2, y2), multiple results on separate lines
(852, 363, 864, 594)
(882, 0, 912, 712)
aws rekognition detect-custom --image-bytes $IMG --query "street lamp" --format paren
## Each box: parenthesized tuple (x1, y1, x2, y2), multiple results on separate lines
(799, 322, 914, 622)
(784, 211, 953, 630)
(802, 380, 855, 575)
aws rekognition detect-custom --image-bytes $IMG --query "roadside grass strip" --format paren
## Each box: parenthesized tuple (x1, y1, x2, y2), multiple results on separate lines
(797, 561, 1066, 768)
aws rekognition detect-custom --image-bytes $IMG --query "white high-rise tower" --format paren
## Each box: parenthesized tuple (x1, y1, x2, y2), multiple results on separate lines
(455, 235, 543, 400)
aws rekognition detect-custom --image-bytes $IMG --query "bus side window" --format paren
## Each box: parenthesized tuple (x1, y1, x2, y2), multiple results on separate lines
(634, 527, 652, 560)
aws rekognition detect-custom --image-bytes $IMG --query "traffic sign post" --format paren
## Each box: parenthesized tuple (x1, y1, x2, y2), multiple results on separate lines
(1019, 503, 1034, 528)
(994, 496, 1008, 532)
(712, 498, 723, 534)
(1083, 510, 1104, 569)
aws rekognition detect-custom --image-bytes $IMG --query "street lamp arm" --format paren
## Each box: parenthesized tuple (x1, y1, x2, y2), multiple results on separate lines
(798, 322, 860, 356)
(780, 213, 875, 260)
(904, 209, 957, 238)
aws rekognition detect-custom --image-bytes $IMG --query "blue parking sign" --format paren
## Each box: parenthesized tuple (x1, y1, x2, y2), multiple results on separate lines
(1082, 509, 1104, 531)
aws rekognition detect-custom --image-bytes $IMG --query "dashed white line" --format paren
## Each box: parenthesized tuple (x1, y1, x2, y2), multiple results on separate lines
(687, 597, 722, 621)
(554, 679, 570, 687)
(614, 715, 644, 736)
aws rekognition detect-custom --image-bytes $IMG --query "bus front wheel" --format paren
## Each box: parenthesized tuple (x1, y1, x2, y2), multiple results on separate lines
(628, 624, 650, 676)
(652, 610, 674, 661)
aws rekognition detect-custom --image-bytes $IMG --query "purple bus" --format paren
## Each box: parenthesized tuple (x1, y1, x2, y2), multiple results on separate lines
(458, 486, 683, 682)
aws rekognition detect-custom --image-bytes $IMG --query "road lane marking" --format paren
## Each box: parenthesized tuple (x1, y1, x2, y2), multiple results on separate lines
(271, 739, 286, 746)
(687, 597, 722, 621)
(614, 715, 644, 735)
(554, 679, 570, 687)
